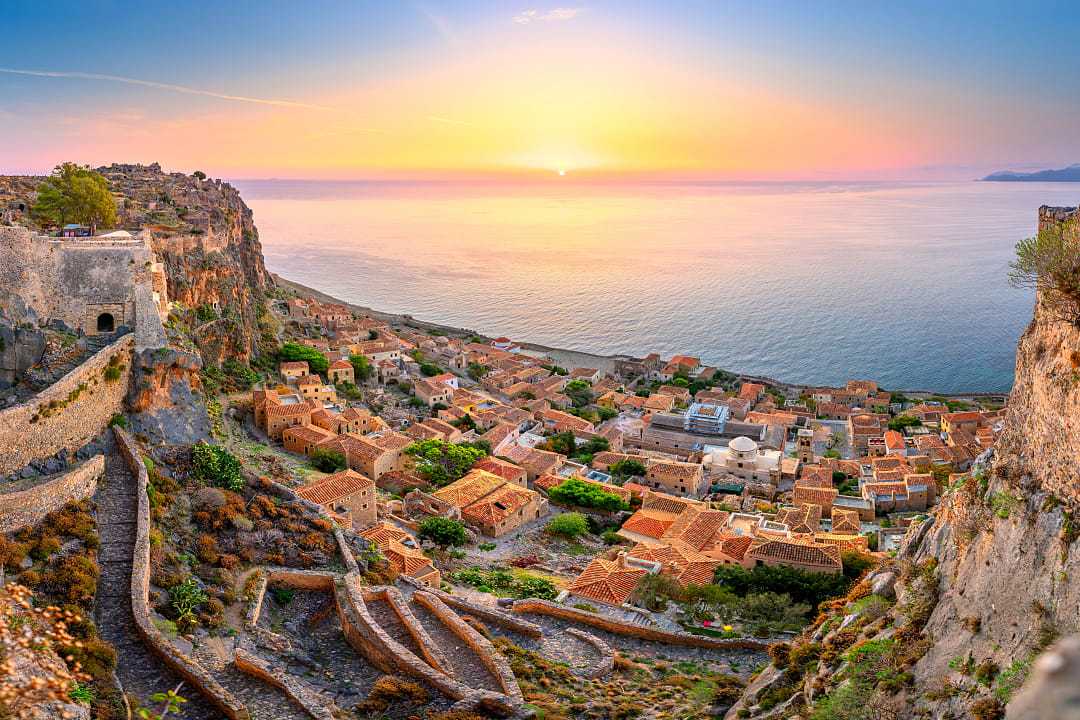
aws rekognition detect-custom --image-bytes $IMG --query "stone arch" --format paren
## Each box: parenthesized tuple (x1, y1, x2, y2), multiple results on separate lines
(96, 312, 115, 333)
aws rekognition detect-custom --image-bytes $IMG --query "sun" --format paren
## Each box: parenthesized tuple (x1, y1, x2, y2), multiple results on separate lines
(558, 169, 566, 176)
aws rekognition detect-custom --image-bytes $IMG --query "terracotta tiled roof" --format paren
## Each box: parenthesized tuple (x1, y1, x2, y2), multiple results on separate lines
(282, 424, 336, 444)
(265, 402, 313, 418)
(747, 537, 842, 570)
(360, 521, 409, 545)
(433, 469, 506, 507)
(792, 485, 839, 508)
(296, 469, 374, 506)
(646, 459, 702, 482)
(473, 456, 526, 483)
(776, 503, 822, 534)
(461, 484, 535, 526)
(831, 508, 862, 535)
(567, 557, 647, 606)
(640, 490, 699, 515)
(620, 509, 678, 540)
(329, 359, 352, 370)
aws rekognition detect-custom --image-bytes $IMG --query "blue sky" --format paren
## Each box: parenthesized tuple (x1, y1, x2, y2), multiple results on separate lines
(2, 1, 1079, 178)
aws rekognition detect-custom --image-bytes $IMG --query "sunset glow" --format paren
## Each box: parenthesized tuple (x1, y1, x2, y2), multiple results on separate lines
(3, 1, 1080, 180)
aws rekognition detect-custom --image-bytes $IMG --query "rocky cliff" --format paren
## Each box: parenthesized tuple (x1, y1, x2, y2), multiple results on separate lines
(727, 206, 1080, 720)
(1, 163, 275, 366)
(96, 163, 275, 364)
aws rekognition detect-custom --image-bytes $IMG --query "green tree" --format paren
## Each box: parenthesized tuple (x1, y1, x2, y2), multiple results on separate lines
(610, 458, 647, 478)
(546, 512, 588, 538)
(404, 439, 486, 486)
(31, 163, 117, 232)
(467, 362, 489, 381)
(279, 342, 328, 375)
(1009, 224, 1080, 307)
(564, 379, 593, 408)
(310, 447, 347, 472)
(887, 415, 921, 432)
(544, 431, 577, 456)
(418, 517, 467, 547)
(348, 353, 373, 381)
(193, 170, 207, 180)
(548, 477, 629, 511)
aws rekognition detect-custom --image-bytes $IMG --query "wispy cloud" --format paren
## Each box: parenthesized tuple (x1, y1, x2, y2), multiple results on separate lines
(413, 3, 459, 44)
(512, 7, 583, 24)
(0, 68, 329, 110)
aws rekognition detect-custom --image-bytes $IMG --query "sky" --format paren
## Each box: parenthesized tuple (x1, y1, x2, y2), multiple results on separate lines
(1, 0, 1079, 180)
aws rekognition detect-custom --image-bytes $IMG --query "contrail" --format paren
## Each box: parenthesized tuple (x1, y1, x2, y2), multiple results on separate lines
(0, 67, 329, 110)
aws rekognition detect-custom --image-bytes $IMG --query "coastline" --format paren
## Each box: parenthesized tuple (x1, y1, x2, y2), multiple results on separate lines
(271, 273, 1009, 400)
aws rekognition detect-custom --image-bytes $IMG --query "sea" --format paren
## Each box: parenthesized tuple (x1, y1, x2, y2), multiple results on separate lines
(233, 179, 1080, 394)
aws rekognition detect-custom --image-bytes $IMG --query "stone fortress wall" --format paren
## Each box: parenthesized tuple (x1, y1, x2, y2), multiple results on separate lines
(0, 226, 166, 335)
(0, 334, 133, 476)
(0, 455, 104, 532)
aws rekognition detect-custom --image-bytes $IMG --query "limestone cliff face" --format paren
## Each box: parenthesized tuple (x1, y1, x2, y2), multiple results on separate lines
(727, 207, 1080, 720)
(95, 163, 275, 365)
(903, 207, 1080, 717)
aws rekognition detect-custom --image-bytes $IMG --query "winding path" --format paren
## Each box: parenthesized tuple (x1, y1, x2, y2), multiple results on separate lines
(94, 452, 217, 718)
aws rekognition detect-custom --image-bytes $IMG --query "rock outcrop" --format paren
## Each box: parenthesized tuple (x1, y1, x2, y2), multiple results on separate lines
(727, 206, 1080, 720)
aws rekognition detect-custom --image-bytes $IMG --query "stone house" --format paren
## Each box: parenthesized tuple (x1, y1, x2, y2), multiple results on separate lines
(745, 536, 842, 574)
(359, 522, 441, 587)
(296, 374, 337, 405)
(282, 424, 337, 456)
(318, 433, 396, 480)
(414, 378, 453, 407)
(431, 469, 547, 537)
(279, 361, 309, 380)
(327, 359, 355, 384)
(644, 458, 706, 497)
(296, 469, 376, 531)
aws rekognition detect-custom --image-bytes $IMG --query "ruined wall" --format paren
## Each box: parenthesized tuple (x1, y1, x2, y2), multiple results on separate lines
(0, 456, 103, 532)
(0, 335, 132, 475)
(234, 649, 337, 720)
(511, 599, 771, 651)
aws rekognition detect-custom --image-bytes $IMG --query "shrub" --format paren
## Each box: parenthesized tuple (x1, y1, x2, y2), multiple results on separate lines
(478, 542, 496, 551)
(549, 477, 629, 512)
(355, 676, 430, 714)
(602, 529, 625, 545)
(103, 364, 123, 382)
(1009, 223, 1080, 321)
(107, 412, 127, 428)
(546, 512, 588, 538)
(309, 447, 346, 472)
(170, 578, 208, 629)
(278, 342, 328, 375)
(610, 459, 647, 478)
(195, 534, 219, 564)
(417, 517, 468, 547)
(970, 697, 1005, 720)
(42, 554, 99, 606)
(190, 441, 244, 491)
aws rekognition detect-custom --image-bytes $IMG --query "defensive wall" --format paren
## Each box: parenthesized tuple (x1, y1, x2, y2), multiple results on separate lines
(0, 455, 104, 532)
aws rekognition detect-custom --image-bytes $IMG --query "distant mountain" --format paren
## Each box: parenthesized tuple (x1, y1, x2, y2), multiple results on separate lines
(982, 163, 1080, 181)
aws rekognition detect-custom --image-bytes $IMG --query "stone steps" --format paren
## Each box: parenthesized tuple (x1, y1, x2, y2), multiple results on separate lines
(93, 453, 218, 720)
(408, 598, 504, 694)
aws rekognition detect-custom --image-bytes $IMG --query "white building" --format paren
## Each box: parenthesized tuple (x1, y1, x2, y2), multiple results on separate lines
(708, 436, 781, 484)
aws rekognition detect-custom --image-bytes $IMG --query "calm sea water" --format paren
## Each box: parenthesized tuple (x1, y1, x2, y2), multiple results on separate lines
(234, 179, 1080, 393)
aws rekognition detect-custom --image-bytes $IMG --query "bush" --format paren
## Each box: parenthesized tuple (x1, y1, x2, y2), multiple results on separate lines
(309, 447, 347, 472)
(278, 342, 328, 375)
(348, 353, 373, 381)
(190, 442, 244, 491)
(356, 676, 430, 714)
(417, 517, 468, 547)
(549, 477, 629, 512)
(404, 439, 486, 486)
(107, 412, 127, 428)
(450, 568, 558, 600)
(610, 459, 646, 478)
(714, 562, 855, 613)
(546, 512, 588, 538)
(601, 529, 625, 545)
(222, 358, 260, 390)
(1009, 223, 1080, 320)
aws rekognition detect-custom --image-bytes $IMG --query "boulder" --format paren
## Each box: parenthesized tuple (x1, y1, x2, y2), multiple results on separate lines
(870, 571, 897, 599)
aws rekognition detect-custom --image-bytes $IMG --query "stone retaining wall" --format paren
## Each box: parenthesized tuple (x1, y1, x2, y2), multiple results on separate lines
(115, 427, 250, 720)
(0, 335, 133, 476)
(424, 588, 542, 639)
(234, 647, 337, 720)
(511, 600, 771, 652)
(362, 586, 453, 674)
(0, 455, 103, 532)
(413, 591, 524, 705)
(334, 573, 515, 715)
(565, 628, 614, 678)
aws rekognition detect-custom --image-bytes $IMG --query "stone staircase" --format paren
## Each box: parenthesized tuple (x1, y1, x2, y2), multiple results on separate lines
(93, 453, 217, 719)
(406, 595, 505, 694)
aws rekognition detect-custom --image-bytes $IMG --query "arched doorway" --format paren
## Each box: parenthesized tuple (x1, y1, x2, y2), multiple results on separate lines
(96, 313, 115, 333)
